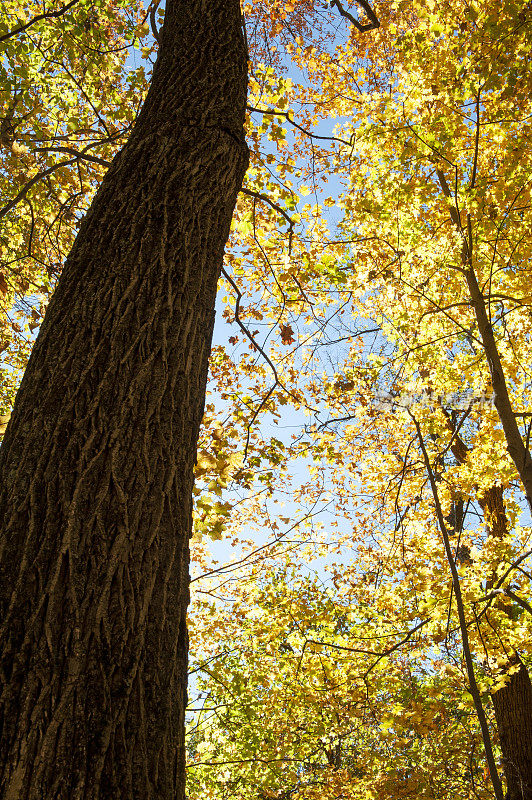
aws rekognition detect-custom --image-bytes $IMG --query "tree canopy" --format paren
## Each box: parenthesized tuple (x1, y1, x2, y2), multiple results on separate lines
(1, 0, 532, 798)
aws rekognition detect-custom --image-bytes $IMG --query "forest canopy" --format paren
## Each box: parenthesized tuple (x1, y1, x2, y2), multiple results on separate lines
(1, 0, 531, 798)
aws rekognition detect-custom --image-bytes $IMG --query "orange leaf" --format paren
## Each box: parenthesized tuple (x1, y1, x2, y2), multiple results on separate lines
(280, 324, 295, 345)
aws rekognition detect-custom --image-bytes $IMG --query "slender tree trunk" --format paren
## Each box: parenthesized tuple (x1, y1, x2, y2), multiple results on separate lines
(444, 427, 532, 798)
(479, 487, 532, 799)
(0, 1, 248, 797)
(491, 657, 532, 800)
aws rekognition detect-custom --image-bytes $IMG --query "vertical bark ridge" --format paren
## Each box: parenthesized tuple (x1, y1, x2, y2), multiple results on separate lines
(0, 1, 248, 798)
(491, 659, 532, 800)
(481, 487, 532, 800)
(440, 410, 532, 798)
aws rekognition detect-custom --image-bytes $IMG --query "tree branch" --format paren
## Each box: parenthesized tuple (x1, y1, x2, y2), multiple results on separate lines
(435, 168, 532, 511)
(0, 0, 79, 43)
(329, 0, 380, 32)
(149, 0, 162, 43)
(220, 266, 304, 457)
(34, 145, 111, 167)
(0, 158, 78, 221)
(504, 588, 532, 618)
(239, 187, 294, 251)
(247, 105, 352, 147)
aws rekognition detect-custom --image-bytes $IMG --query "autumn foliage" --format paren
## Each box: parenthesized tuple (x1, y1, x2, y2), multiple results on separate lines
(2, 0, 532, 798)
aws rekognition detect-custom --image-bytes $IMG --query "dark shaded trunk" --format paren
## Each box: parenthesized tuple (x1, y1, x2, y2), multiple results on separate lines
(0, 1, 248, 798)
(444, 423, 532, 798)
(481, 486, 532, 800)
(491, 658, 532, 800)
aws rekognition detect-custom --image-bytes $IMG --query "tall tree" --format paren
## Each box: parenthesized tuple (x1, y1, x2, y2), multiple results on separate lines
(0, 2, 248, 799)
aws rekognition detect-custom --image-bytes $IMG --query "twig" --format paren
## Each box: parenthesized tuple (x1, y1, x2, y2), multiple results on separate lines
(220, 266, 303, 457)
(191, 502, 329, 584)
(188, 649, 236, 677)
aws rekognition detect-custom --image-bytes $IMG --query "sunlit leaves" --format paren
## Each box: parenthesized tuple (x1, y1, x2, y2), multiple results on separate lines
(189, 1, 532, 798)
(0, 0, 152, 415)
(2, 0, 532, 795)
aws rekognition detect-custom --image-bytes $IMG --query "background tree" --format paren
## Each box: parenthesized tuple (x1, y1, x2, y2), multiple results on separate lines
(189, 566, 494, 800)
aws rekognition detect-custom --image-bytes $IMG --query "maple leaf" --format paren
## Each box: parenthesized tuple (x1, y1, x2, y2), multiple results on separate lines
(280, 323, 295, 344)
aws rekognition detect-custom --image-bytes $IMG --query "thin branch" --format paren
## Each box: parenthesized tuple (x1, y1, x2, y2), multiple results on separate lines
(504, 588, 532, 617)
(239, 187, 294, 251)
(34, 145, 111, 167)
(435, 168, 464, 231)
(435, 169, 532, 511)
(472, 549, 532, 611)
(187, 756, 304, 769)
(188, 649, 236, 677)
(437, 401, 472, 464)
(247, 105, 352, 147)
(220, 266, 306, 457)
(0, 0, 79, 43)
(0, 158, 77, 221)
(304, 618, 428, 656)
(149, 0, 161, 43)
(191, 502, 328, 584)
(353, 0, 380, 26)
(465, 260, 532, 510)
(470, 89, 481, 191)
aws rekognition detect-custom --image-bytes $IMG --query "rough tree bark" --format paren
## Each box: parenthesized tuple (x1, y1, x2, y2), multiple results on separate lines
(491, 657, 532, 800)
(0, 0, 248, 797)
(444, 420, 532, 798)
(481, 487, 532, 800)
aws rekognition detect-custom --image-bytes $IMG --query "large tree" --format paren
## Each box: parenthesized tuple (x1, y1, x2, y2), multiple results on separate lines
(0, 0, 248, 797)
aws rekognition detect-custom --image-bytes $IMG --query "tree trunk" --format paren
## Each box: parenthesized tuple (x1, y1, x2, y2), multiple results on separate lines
(491, 658, 532, 800)
(0, 1, 248, 797)
(444, 426, 532, 798)
(481, 486, 532, 800)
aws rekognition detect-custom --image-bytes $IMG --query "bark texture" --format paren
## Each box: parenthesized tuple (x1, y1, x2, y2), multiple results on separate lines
(491, 659, 532, 800)
(482, 487, 532, 800)
(443, 416, 532, 798)
(480, 486, 532, 800)
(0, 1, 248, 798)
